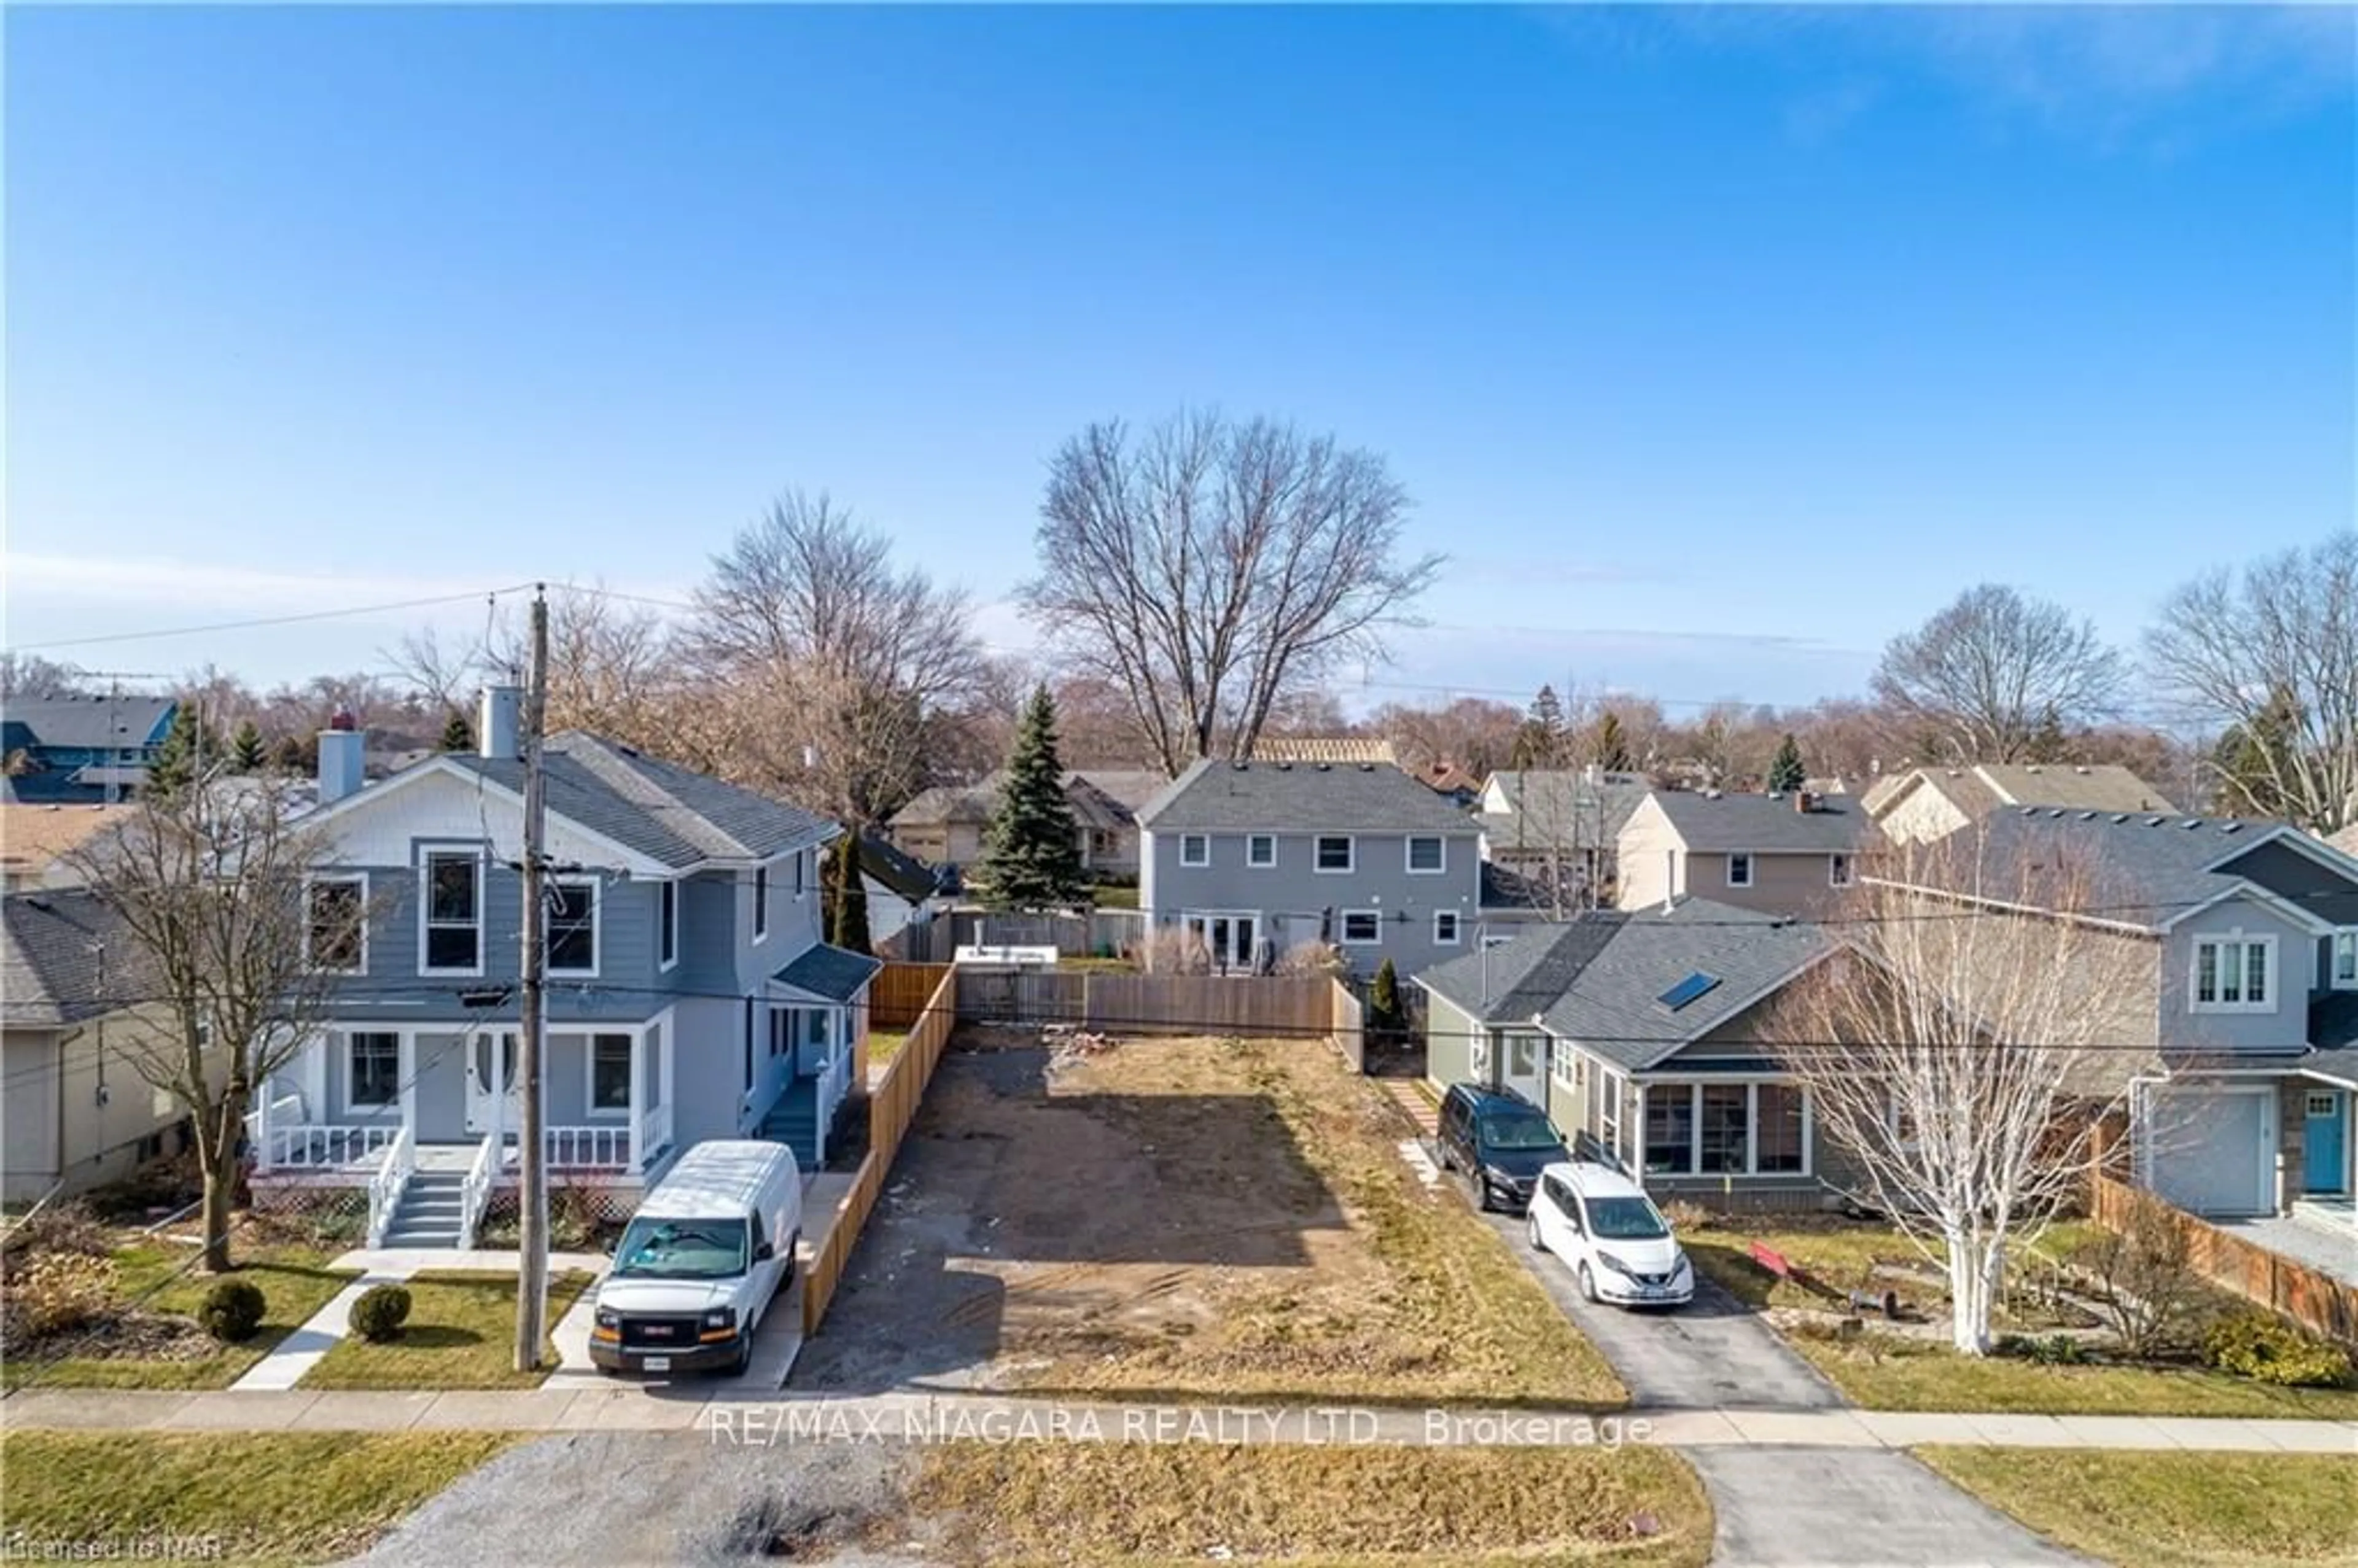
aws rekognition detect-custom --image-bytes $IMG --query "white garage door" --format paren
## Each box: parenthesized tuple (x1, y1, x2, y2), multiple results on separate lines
(2150, 1089, 2271, 1217)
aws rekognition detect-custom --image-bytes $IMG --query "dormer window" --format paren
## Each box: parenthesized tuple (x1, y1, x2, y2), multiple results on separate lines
(2192, 934, 2274, 1012)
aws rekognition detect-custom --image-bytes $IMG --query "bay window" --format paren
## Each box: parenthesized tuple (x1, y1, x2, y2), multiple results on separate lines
(1638, 1081, 1812, 1178)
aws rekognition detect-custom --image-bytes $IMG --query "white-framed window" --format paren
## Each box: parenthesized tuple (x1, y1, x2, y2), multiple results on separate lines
(793, 848, 807, 899)
(1180, 833, 1211, 867)
(2192, 933, 2276, 1012)
(420, 847, 484, 975)
(305, 874, 367, 974)
(1406, 836, 1445, 874)
(1551, 1040, 1578, 1092)
(589, 1033, 632, 1115)
(1726, 853, 1754, 888)
(1433, 909, 1461, 945)
(1598, 1068, 1623, 1160)
(1247, 834, 1276, 868)
(1340, 909, 1382, 945)
(547, 877, 599, 976)
(1315, 835, 1355, 874)
(1829, 853, 1853, 888)
(2333, 931, 2357, 990)
(1643, 1081, 1811, 1177)
(658, 880, 679, 971)
(346, 1031, 400, 1111)
(753, 864, 771, 942)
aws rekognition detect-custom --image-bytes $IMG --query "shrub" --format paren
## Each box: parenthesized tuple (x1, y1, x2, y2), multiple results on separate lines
(1274, 940, 1346, 979)
(349, 1283, 413, 1343)
(1130, 926, 1210, 976)
(1657, 1199, 1717, 1233)
(6, 1252, 119, 1343)
(2202, 1313, 2352, 1388)
(1996, 1330, 2090, 1365)
(2068, 1192, 2200, 1357)
(198, 1278, 268, 1343)
(3, 1200, 114, 1262)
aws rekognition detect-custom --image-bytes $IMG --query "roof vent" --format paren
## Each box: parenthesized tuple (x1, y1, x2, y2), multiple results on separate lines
(2146, 816, 2166, 827)
(2220, 821, 2244, 833)
(2074, 766, 2090, 774)
(2182, 819, 2201, 829)
(2025, 764, 2043, 774)
(2078, 811, 2098, 820)
(1232, 761, 1249, 771)
(1358, 762, 1374, 771)
(1315, 762, 1331, 772)
(1276, 761, 1293, 771)
(2111, 813, 2129, 823)
(1657, 972, 1722, 1011)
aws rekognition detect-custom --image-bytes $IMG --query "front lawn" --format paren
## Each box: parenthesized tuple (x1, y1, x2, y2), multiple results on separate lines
(1, 1240, 357, 1391)
(1785, 1330, 2358, 1418)
(0, 1430, 516, 1567)
(867, 1027, 911, 1069)
(302, 1270, 596, 1389)
(1684, 1219, 2107, 1329)
(914, 1441, 1710, 1566)
(1916, 1448, 2358, 1568)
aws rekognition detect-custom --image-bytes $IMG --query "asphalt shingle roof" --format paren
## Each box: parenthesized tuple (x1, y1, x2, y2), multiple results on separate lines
(857, 833, 943, 902)
(1, 695, 176, 751)
(1138, 759, 1478, 835)
(1479, 772, 1649, 853)
(773, 943, 883, 1003)
(1646, 790, 1870, 854)
(1866, 764, 2176, 824)
(1415, 896, 1833, 1071)
(1965, 809, 2321, 931)
(889, 770, 1168, 836)
(437, 733, 836, 871)
(2, 890, 150, 1028)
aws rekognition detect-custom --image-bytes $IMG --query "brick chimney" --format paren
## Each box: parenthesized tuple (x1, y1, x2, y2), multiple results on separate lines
(1795, 790, 1816, 814)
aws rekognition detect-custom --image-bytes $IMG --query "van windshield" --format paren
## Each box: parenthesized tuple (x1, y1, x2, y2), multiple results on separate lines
(1479, 1112, 1563, 1152)
(1584, 1195, 1671, 1241)
(611, 1217, 749, 1281)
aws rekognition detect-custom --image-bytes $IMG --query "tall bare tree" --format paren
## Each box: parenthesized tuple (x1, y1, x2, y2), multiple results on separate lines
(0, 653, 91, 699)
(693, 491, 986, 829)
(1872, 584, 2126, 764)
(1024, 411, 1441, 775)
(1772, 829, 2147, 1354)
(67, 774, 370, 1273)
(2144, 533, 2358, 834)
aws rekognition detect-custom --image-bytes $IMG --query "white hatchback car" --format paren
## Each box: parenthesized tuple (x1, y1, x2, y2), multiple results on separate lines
(1527, 1160, 1694, 1308)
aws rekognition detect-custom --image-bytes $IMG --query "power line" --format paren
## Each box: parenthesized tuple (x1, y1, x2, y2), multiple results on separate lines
(7, 585, 542, 654)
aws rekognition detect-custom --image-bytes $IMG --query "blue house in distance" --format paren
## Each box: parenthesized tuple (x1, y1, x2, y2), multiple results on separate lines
(1, 696, 179, 804)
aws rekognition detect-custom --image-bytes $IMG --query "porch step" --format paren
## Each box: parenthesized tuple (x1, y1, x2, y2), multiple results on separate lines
(381, 1170, 472, 1249)
(757, 1079, 823, 1173)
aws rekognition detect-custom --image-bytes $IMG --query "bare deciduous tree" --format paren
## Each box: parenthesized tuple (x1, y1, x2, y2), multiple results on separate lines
(2144, 533, 2358, 834)
(1872, 584, 2126, 764)
(1772, 829, 2147, 1354)
(68, 775, 371, 1273)
(0, 653, 90, 699)
(693, 492, 986, 830)
(1024, 411, 1441, 775)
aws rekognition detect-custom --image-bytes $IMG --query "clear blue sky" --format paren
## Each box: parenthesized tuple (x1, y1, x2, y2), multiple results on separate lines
(7, 4, 2352, 713)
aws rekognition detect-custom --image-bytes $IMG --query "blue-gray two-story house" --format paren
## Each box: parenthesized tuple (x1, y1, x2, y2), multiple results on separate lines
(1897, 809, 2358, 1229)
(249, 693, 876, 1246)
(1137, 759, 1483, 977)
(1, 694, 177, 804)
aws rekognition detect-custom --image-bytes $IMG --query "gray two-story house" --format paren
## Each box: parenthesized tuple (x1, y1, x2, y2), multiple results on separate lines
(1137, 760, 1482, 977)
(1889, 808, 2358, 1227)
(249, 693, 876, 1246)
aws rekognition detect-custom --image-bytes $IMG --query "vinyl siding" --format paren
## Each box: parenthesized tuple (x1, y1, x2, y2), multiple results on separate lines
(2164, 894, 2319, 1055)
(1143, 828, 1482, 978)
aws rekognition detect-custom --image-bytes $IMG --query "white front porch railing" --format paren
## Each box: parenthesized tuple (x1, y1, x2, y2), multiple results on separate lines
(542, 1125, 634, 1170)
(632, 1100, 674, 1174)
(457, 1131, 499, 1250)
(243, 1093, 303, 1168)
(815, 1042, 850, 1169)
(364, 1126, 415, 1248)
(264, 1124, 396, 1171)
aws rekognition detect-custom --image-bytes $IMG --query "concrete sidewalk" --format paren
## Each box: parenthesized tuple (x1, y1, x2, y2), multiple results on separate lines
(6, 1387, 2354, 1453)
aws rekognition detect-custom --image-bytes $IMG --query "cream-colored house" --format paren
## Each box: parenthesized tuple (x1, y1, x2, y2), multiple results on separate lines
(2, 890, 189, 1201)
(1862, 763, 2176, 847)
(1616, 789, 1872, 918)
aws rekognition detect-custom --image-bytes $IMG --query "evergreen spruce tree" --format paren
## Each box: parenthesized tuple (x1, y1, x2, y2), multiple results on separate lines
(1369, 957, 1403, 1047)
(438, 709, 474, 753)
(977, 686, 1088, 910)
(1591, 710, 1633, 774)
(1511, 684, 1569, 770)
(1767, 733, 1807, 794)
(2025, 704, 2069, 765)
(823, 836, 873, 955)
(147, 704, 222, 798)
(229, 719, 267, 774)
(269, 734, 311, 774)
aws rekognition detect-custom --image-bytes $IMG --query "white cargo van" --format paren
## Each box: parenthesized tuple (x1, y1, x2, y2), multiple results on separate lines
(590, 1140, 801, 1376)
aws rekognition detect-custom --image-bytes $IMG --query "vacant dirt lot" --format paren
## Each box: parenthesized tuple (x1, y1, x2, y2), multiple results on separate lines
(795, 1031, 1623, 1405)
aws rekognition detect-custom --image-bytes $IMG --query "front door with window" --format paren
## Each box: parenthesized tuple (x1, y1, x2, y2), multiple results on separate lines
(465, 1031, 521, 1135)
(1184, 912, 1261, 974)
(2304, 1091, 2350, 1195)
(1502, 1034, 1545, 1104)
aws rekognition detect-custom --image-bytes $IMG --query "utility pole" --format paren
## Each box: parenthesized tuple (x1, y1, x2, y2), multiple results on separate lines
(513, 587, 551, 1373)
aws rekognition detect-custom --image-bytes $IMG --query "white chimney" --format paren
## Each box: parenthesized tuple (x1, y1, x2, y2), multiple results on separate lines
(317, 708, 364, 805)
(479, 686, 521, 761)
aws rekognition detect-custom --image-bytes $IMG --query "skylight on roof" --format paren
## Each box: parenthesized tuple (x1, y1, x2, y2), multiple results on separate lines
(1657, 972, 1722, 1011)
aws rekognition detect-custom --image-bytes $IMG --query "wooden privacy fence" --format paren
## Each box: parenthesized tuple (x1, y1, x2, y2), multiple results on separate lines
(802, 966, 957, 1337)
(887, 909, 1146, 962)
(2092, 1175, 2358, 1346)
(870, 962, 951, 1028)
(952, 969, 1339, 1038)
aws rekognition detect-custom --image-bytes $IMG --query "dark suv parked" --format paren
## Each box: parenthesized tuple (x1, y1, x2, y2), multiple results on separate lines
(1436, 1083, 1569, 1213)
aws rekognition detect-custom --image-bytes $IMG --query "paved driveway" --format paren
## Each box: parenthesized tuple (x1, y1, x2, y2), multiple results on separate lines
(1477, 1208, 1843, 1410)
(1686, 1448, 2091, 1567)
